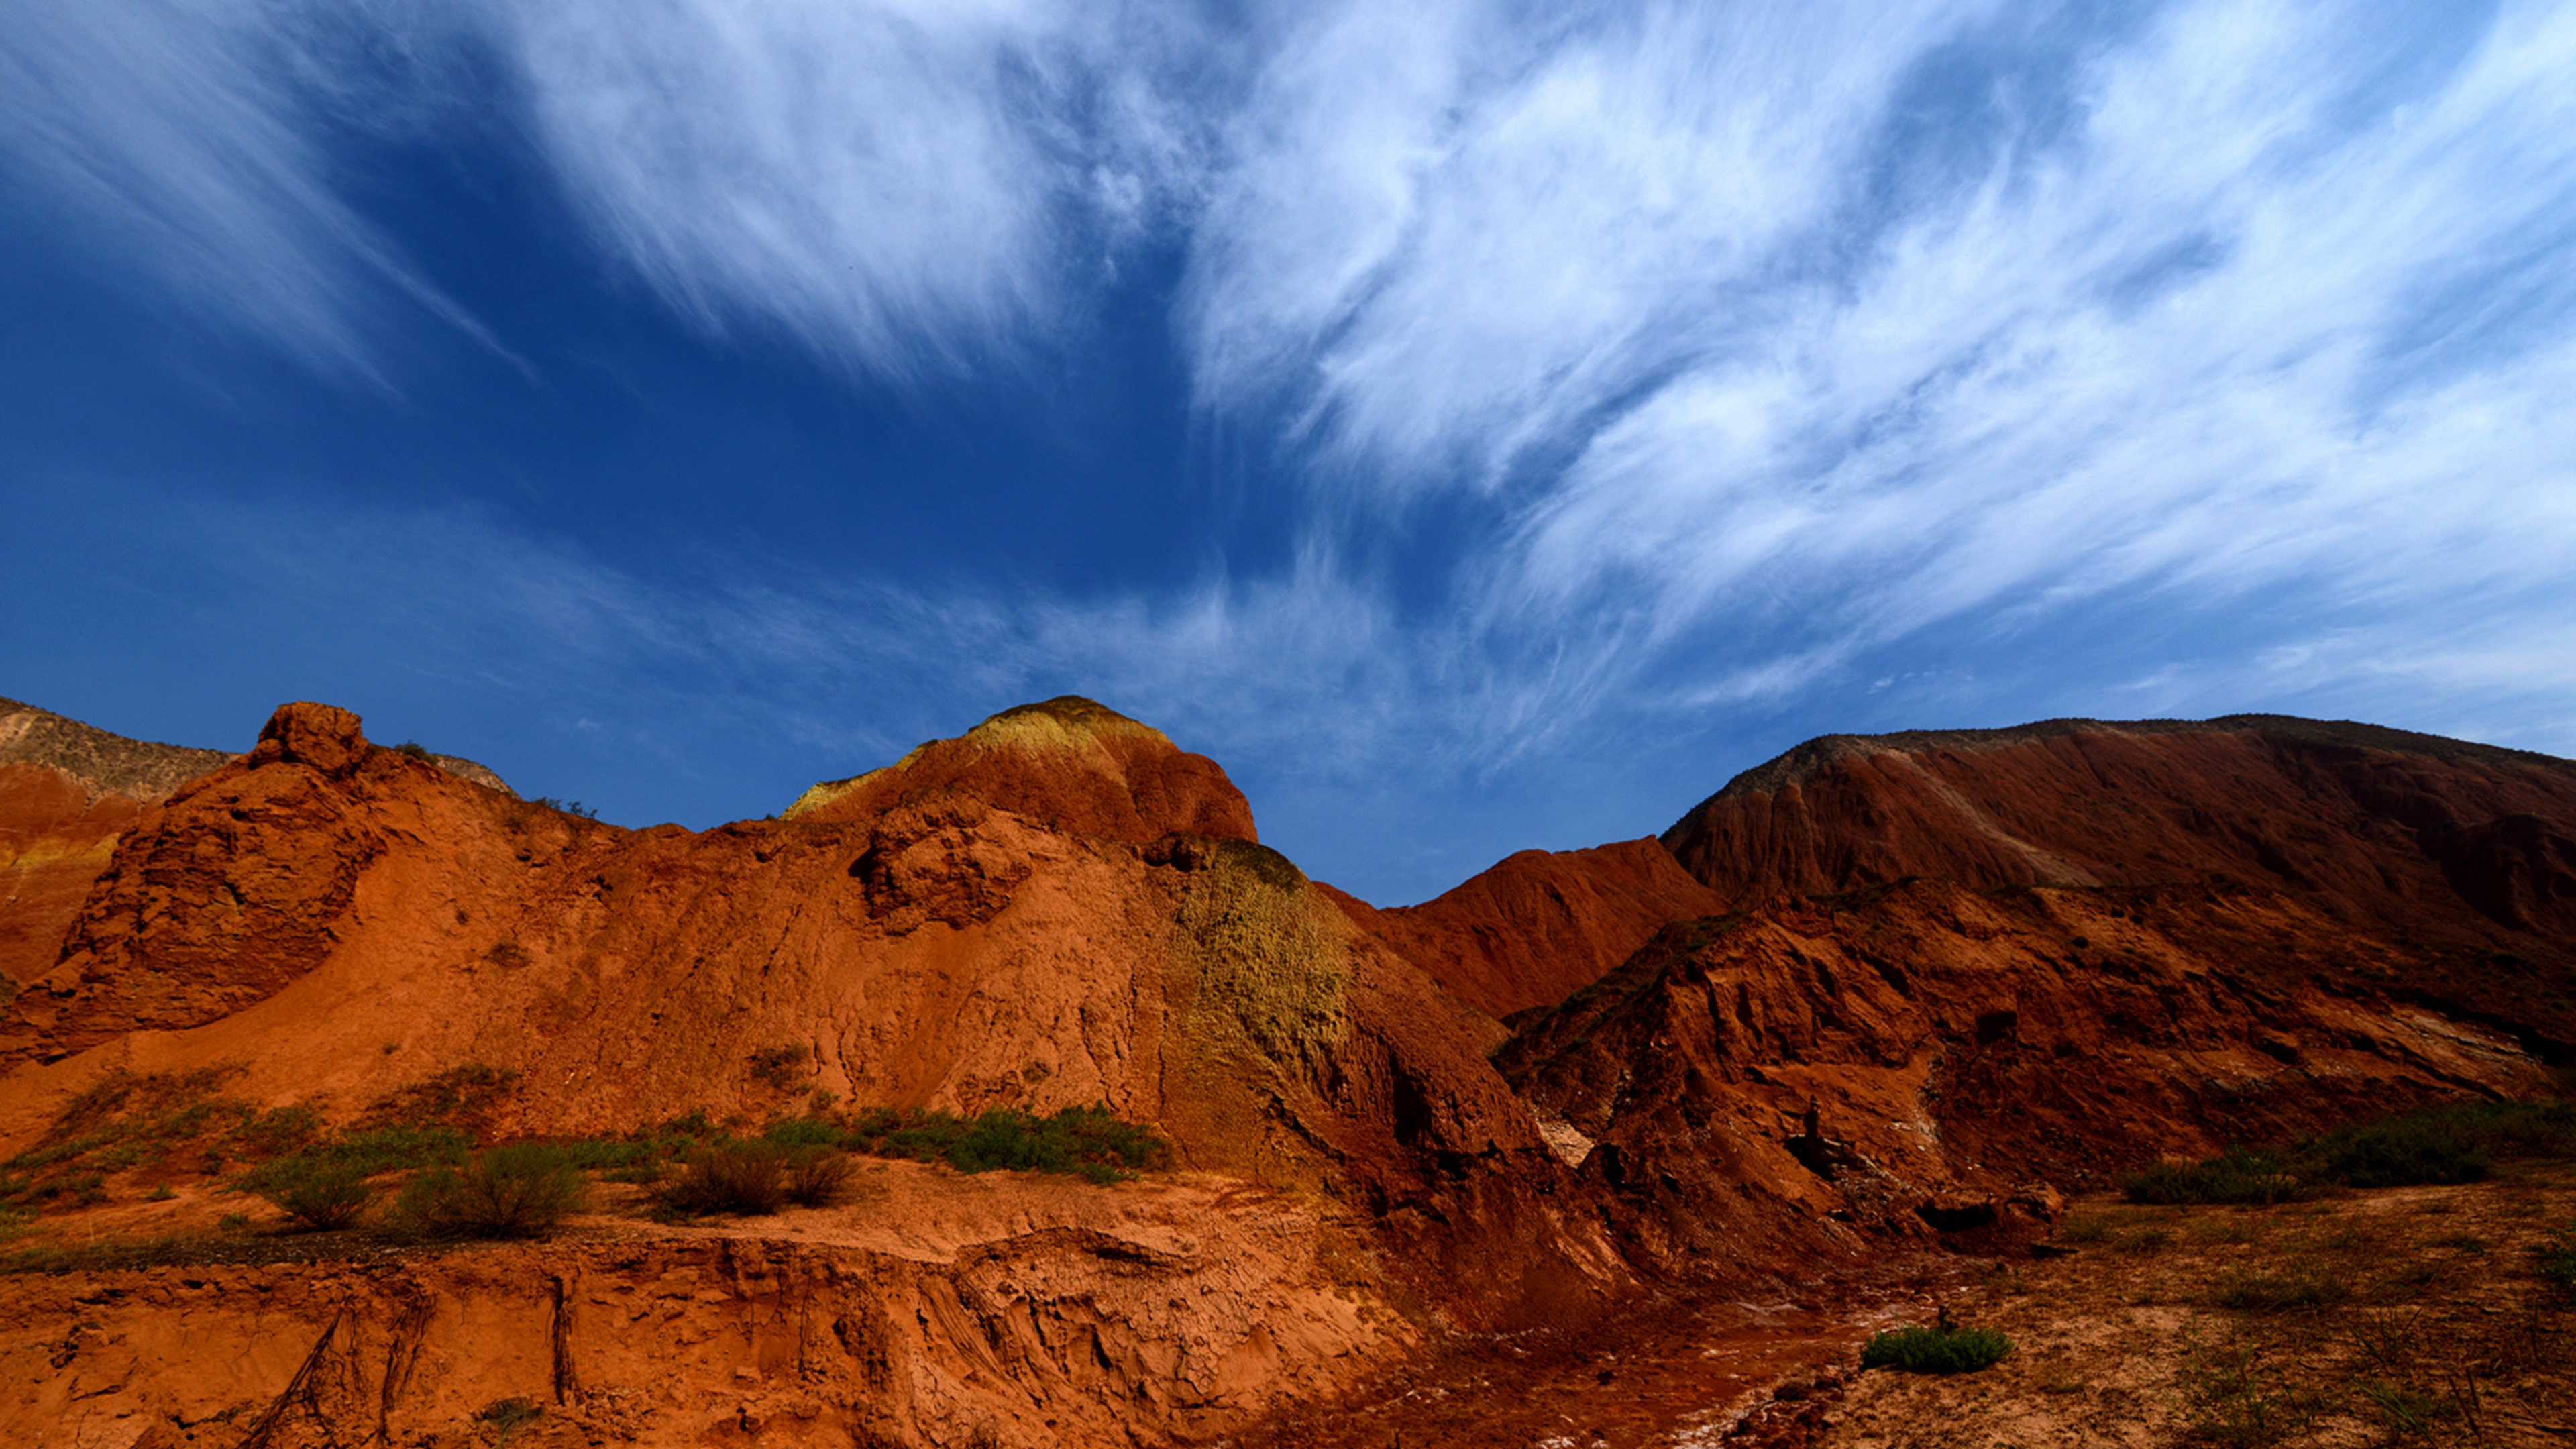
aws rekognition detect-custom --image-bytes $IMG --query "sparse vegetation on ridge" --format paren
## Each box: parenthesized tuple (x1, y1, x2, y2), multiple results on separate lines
(1, 1057, 1167, 1259)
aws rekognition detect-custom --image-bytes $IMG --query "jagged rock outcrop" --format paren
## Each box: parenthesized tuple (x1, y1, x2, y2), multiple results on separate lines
(0, 698, 511, 1019)
(1497, 875, 2553, 1277)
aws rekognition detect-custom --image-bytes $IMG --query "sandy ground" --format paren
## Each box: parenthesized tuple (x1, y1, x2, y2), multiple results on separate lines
(1801, 1162, 2576, 1449)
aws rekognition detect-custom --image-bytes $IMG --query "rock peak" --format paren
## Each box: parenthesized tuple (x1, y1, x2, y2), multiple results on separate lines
(784, 698, 1256, 844)
(250, 701, 370, 776)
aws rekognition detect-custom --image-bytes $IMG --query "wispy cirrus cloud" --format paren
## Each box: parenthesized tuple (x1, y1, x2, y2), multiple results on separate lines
(1483, 0, 2576, 658)
(493, 0, 1224, 381)
(0, 0, 515, 373)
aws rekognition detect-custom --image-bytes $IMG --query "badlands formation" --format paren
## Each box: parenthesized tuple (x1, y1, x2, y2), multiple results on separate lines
(0, 694, 2571, 1446)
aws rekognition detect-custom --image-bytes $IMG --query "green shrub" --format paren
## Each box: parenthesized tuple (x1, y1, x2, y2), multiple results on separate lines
(2355, 1381, 2455, 1436)
(2178, 1333, 2316, 1447)
(358, 1065, 517, 1133)
(661, 1142, 788, 1216)
(748, 1044, 811, 1091)
(843, 1104, 1165, 1183)
(394, 1144, 586, 1238)
(1860, 1323, 2012, 1373)
(2121, 1148, 2307, 1206)
(255, 1159, 377, 1231)
(761, 1116, 843, 1150)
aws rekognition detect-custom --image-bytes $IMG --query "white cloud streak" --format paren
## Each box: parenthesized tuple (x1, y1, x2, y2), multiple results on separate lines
(0, 0, 428, 370)
(494, 0, 1224, 380)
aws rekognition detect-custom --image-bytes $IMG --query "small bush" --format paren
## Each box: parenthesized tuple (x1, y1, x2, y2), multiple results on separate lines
(393, 741, 433, 761)
(661, 1142, 788, 1216)
(256, 1159, 377, 1231)
(2539, 1222, 2576, 1293)
(2179, 1333, 2316, 1447)
(395, 1144, 586, 1239)
(476, 1396, 544, 1443)
(2356, 1381, 2455, 1436)
(2055, 1213, 2113, 1245)
(233, 1104, 325, 1159)
(784, 1149, 856, 1208)
(1860, 1323, 2012, 1374)
(359, 1065, 517, 1133)
(761, 1116, 843, 1150)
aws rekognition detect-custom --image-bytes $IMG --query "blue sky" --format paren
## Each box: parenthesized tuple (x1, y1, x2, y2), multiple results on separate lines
(5, 0, 2573, 904)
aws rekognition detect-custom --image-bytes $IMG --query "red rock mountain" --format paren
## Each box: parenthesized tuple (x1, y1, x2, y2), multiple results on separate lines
(1, 699, 2570, 1448)
(1664, 715, 2576, 941)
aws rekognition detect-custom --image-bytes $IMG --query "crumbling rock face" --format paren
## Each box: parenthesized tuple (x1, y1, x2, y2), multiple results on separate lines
(850, 791, 1036, 934)
(3, 707, 402, 1064)
(0, 1185, 1415, 1449)
(1495, 875, 2556, 1280)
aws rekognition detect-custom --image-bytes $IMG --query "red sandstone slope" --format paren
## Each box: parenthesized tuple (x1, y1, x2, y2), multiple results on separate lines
(1330, 841, 1724, 1018)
